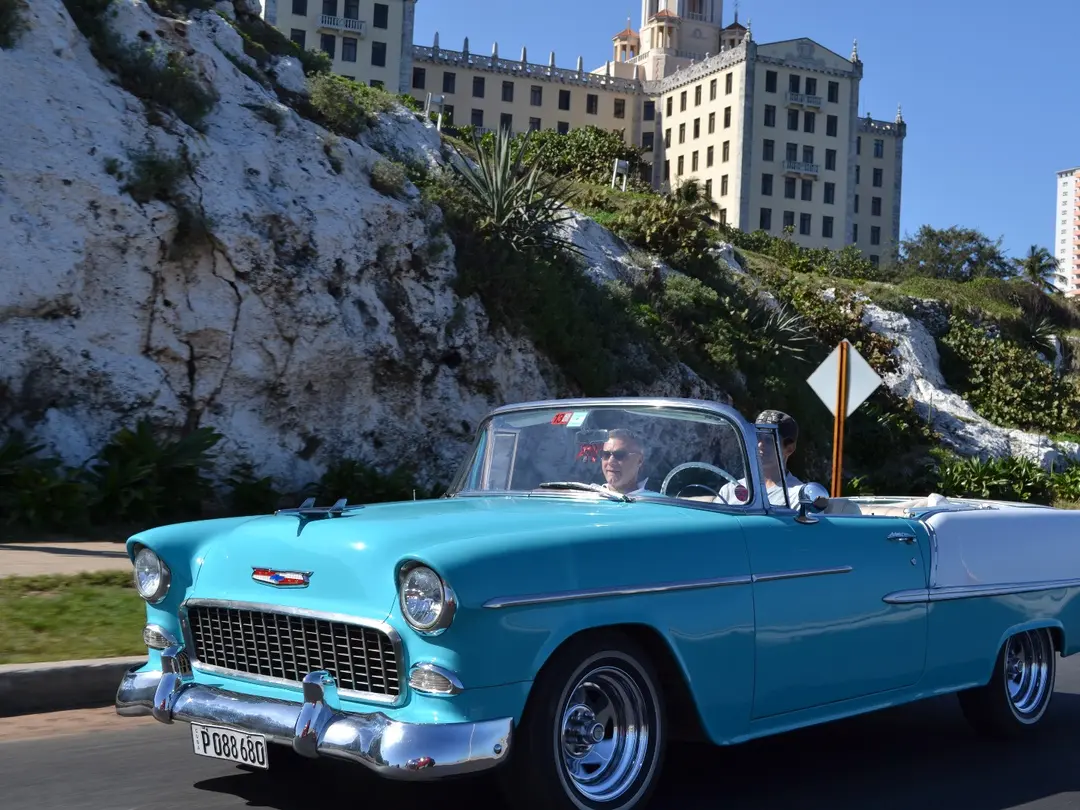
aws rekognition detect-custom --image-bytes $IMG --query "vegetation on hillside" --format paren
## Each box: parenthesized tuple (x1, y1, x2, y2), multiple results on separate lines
(0, 0, 27, 49)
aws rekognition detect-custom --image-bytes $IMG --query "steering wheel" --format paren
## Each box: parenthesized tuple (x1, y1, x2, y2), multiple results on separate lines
(661, 462, 741, 499)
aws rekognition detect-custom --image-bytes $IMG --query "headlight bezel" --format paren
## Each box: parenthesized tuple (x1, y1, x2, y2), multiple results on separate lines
(132, 545, 172, 604)
(397, 561, 457, 636)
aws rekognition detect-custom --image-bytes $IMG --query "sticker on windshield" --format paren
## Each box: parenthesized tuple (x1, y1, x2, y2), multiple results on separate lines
(566, 412, 588, 428)
(552, 412, 573, 425)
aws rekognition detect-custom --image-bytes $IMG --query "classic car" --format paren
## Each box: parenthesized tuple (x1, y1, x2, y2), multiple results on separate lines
(116, 397, 1080, 810)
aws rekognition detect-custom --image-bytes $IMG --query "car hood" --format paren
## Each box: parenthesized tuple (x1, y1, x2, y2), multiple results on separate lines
(183, 495, 670, 616)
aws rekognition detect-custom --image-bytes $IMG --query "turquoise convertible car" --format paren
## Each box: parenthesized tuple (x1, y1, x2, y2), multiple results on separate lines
(116, 397, 1080, 810)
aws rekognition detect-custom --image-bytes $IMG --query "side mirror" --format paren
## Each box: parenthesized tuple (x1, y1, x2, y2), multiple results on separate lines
(795, 482, 829, 524)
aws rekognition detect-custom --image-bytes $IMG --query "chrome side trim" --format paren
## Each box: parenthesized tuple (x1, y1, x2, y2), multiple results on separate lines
(180, 598, 405, 706)
(751, 566, 853, 583)
(882, 577, 1080, 605)
(481, 574, 754, 609)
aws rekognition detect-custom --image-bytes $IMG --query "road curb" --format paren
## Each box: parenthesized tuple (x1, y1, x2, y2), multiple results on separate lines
(0, 656, 146, 718)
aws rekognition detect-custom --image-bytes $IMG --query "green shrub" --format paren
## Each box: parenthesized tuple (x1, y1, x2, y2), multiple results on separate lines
(230, 15, 330, 76)
(0, 433, 95, 531)
(935, 453, 1054, 505)
(120, 146, 187, 203)
(0, 0, 27, 49)
(370, 159, 407, 198)
(308, 73, 394, 138)
(304, 459, 443, 504)
(608, 191, 715, 275)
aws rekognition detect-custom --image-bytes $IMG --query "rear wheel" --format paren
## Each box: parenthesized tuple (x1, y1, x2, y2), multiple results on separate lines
(502, 631, 667, 810)
(958, 627, 1057, 738)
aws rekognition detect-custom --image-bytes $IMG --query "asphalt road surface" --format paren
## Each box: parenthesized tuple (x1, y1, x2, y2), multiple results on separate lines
(3, 657, 1079, 810)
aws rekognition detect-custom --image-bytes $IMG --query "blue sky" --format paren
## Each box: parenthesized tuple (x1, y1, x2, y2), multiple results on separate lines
(414, 0, 1080, 260)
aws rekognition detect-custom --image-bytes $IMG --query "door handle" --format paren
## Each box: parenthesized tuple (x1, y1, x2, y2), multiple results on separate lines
(887, 532, 916, 544)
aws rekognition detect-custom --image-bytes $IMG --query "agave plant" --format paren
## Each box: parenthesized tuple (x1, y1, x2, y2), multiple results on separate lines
(754, 301, 816, 361)
(448, 126, 580, 255)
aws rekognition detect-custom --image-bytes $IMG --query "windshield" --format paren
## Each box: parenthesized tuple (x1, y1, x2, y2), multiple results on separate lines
(446, 403, 757, 504)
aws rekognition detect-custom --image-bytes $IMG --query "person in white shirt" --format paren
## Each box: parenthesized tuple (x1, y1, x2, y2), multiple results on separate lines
(716, 410, 803, 507)
(598, 429, 651, 495)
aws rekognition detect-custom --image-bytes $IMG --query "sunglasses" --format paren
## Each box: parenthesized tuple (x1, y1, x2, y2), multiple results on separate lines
(600, 450, 639, 461)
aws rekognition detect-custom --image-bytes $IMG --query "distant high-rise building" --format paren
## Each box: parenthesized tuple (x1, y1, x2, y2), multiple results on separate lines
(1055, 167, 1080, 296)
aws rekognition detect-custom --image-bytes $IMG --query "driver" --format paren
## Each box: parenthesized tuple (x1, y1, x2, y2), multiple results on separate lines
(599, 429, 650, 495)
(716, 410, 803, 507)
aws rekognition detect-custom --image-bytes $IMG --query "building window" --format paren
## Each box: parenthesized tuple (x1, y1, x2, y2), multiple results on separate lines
(292, 0, 306, 13)
(693, 118, 700, 139)
(560, 89, 571, 110)
(787, 109, 799, 130)
(695, 85, 702, 106)
(802, 145, 814, 164)
(500, 112, 512, 132)
(708, 112, 716, 134)
(823, 215, 834, 238)
(529, 117, 541, 131)
(502, 80, 513, 102)
(856, 136, 861, 155)
(853, 223, 859, 242)
(761, 174, 773, 196)
(722, 140, 730, 162)
(828, 81, 839, 103)
(642, 132, 655, 151)
(369, 79, 383, 89)
(801, 179, 813, 201)
(471, 109, 484, 128)
(412, 66, 425, 89)
(320, 33, 335, 59)
(873, 167, 883, 187)
(707, 145, 714, 167)
(825, 148, 836, 170)
(789, 74, 800, 93)
(763, 139, 774, 161)
(663, 159, 670, 180)
(874, 139, 885, 158)
(679, 123, 686, 143)
(724, 106, 732, 128)
(726, 72, 733, 94)
(664, 128, 671, 147)
(370, 41, 386, 66)
(705, 179, 713, 198)
(341, 36, 357, 62)
(824, 182, 835, 204)
(719, 208, 727, 224)
(784, 177, 796, 199)
(870, 254, 880, 266)
(826, 115, 837, 137)
(854, 194, 859, 213)
(643, 100, 655, 120)
(721, 174, 729, 196)
(531, 85, 543, 106)
(442, 104, 454, 124)
(692, 151, 699, 171)
(783, 210, 795, 229)
(372, 2, 388, 28)
(587, 94, 598, 114)
(800, 212, 811, 236)
(290, 28, 306, 48)
(323, 0, 336, 17)
(614, 98, 626, 118)
(343, 0, 358, 18)
(710, 78, 717, 100)
(786, 142, 797, 162)
(803, 111, 815, 133)
(855, 165, 861, 184)
(677, 155, 684, 175)
(680, 90, 687, 111)
(872, 196, 882, 216)
(558, 121, 570, 134)
(765, 70, 777, 93)
(666, 96, 673, 116)
(443, 71, 456, 94)
(805, 77, 817, 97)
(764, 105, 776, 127)
(760, 208, 773, 230)
(472, 76, 485, 97)
(871, 226, 881, 245)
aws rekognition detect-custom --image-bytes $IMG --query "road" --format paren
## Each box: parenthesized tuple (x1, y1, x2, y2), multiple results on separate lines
(2, 657, 1079, 810)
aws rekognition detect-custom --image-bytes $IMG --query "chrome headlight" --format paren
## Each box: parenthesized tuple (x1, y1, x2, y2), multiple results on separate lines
(133, 547, 171, 604)
(398, 564, 456, 635)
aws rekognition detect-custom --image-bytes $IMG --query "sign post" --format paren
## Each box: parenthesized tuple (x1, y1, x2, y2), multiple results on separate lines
(806, 339, 883, 498)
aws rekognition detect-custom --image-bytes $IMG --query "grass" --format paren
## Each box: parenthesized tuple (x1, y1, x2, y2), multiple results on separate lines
(0, 571, 145, 664)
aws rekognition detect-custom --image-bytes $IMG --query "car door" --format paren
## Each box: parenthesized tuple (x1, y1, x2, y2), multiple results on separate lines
(736, 511, 929, 719)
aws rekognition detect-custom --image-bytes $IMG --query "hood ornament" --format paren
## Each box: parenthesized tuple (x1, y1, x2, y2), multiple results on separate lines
(252, 568, 312, 587)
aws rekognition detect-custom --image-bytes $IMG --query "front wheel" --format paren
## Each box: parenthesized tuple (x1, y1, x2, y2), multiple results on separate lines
(502, 632, 667, 810)
(958, 627, 1057, 738)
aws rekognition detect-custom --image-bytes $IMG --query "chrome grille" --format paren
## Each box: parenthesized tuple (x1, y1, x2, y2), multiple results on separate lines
(186, 603, 400, 699)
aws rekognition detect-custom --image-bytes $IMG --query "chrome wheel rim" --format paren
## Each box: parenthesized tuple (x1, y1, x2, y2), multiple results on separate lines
(1004, 630, 1052, 719)
(558, 665, 651, 803)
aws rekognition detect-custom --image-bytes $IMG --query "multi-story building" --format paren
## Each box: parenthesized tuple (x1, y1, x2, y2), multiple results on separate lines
(1054, 167, 1080, 296)
(262, 0, 906, 261)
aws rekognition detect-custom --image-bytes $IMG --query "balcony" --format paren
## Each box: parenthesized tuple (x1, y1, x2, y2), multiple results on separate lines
(784, 160, 820, 177)
(786, 91, 822, 108)
(319, 15, 367, 35)
(685, 12, 707, 21)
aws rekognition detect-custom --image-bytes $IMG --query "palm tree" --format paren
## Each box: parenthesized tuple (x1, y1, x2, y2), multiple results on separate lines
(1014, 245, 1061, 294)
(669, 177, 720, 222)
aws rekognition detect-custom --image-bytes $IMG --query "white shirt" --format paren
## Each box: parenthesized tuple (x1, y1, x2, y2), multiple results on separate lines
(601, 477, 650, 496)
(716, 472, 803, 508)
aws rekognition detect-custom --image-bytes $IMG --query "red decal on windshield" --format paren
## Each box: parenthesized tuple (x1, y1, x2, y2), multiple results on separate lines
(552, 412, 572, 425)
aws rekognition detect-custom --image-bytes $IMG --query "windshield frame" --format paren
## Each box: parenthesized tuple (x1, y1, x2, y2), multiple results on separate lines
(445, 397, 794, 515)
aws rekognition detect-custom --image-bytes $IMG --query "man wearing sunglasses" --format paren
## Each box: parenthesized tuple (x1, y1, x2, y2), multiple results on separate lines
(599, 429, 650, 495)
(716, 409, 803, 507)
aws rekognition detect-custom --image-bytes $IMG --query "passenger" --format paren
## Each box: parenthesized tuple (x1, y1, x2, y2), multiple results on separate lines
(716, 410, 803, 507)
(599, 429, 651, 495)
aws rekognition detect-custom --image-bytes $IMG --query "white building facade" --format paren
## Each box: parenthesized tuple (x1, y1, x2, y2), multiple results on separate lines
(1055, 167, 1080, 296)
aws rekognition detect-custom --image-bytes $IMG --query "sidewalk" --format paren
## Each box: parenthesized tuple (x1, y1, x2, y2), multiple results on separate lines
(0, 542, 132, 579)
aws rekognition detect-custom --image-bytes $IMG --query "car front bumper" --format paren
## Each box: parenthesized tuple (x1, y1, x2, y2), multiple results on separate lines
(115, 652, 512, 781)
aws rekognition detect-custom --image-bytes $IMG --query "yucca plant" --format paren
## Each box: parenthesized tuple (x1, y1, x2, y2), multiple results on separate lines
(448, 127, 580, 256)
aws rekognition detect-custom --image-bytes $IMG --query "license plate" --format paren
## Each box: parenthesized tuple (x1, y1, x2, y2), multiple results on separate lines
(191, 723, 268, 769)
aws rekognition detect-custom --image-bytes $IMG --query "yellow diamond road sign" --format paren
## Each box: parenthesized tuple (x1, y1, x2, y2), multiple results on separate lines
(806, 340, 884, 418)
